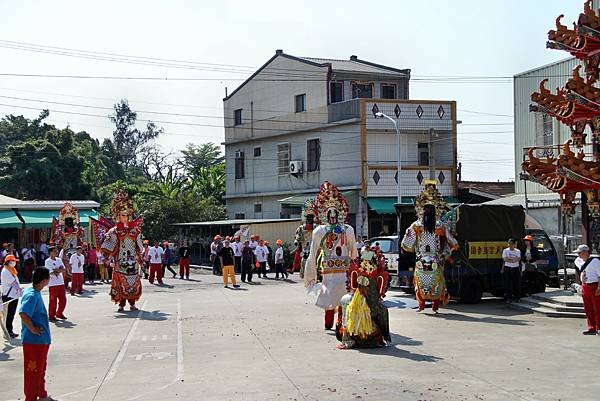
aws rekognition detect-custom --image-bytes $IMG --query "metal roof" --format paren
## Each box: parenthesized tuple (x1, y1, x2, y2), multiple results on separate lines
(483, 193, 575, 208)
(0, 193, 100, 210)
(172, 218, 301, 227)
(300, 56, 410, 76)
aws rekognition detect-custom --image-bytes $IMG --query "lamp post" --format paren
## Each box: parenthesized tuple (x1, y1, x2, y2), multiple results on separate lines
(375, 111, 401, 237)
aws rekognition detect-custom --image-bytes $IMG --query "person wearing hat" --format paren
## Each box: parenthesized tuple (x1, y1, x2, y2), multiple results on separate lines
(210, 235, 223, 276)
(575, 244, 600, 335)
(69, 246, 85, 295)
(45, 246, 68, 322)
(218, 239, 239, 288)
(274, 240, 287, 280)
(520, 235, 540, 296)
(2, 254, 23, 338)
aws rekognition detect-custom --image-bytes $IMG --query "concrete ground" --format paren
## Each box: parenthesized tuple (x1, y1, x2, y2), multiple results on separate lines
(1, 268, 599, 401)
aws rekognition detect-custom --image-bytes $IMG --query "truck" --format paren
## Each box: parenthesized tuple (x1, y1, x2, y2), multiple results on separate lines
(374, 204, 560, 304)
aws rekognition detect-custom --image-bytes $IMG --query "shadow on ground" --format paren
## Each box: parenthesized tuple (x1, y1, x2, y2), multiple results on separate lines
(113, 309, 170, 321)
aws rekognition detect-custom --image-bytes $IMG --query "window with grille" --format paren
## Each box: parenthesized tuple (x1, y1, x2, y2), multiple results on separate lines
(234, 151, 245, 179)
(330, 82, 343, 103)
(381, 84, 396, 99)
(535, 112, 553, 157)
(295, 94, 306, 113)
(418, 143, 429, 166)
(254, 203, 262, 213)
(277, 143, 290, 175)
(352, 83, 373, 99)
(307, 139, 320, 172)
(253, 147, 261, 157)
(234, 109, 243, 126)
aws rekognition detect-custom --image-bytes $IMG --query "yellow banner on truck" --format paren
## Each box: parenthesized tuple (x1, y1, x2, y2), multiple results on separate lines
(468, 241, 506, 259)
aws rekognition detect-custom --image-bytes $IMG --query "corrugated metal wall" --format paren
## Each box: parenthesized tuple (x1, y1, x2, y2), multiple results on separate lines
(245, 220, 301, 245)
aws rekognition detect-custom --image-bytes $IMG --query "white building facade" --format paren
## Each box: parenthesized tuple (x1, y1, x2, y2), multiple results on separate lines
(224, 50, 457, 237)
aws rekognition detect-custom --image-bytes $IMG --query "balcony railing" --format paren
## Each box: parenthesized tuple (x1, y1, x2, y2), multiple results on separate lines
(328, 99, 361, 123)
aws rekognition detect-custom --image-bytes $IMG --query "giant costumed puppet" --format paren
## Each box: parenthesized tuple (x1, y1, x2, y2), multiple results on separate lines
(51, 203, 83, 288)
(401, 180, 458, 313)
(99, 189, 143, 312)
(305, 182, 358, 330)
(293, 198, 317, 278)
(336, 244, 390, 349)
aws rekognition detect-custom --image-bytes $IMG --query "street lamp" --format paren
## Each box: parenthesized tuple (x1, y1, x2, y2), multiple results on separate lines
(375, 111, 402, 237)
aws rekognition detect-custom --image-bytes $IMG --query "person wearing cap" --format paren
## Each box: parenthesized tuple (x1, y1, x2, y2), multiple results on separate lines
(231, 236, 243, 273)
(502, 238, 522, 303)
(148, 240, 165, 285)
(274, 240, 287, 279)
(218, 239, 239, 288)
(575, 244, 600, 335)
(178, 240, 191, 279)
(2, 254, 23, 338)
(210, 235, 223, 276)
(520, 235, 540, 296)
(45, 246, 68, 321)
(69, 246, 85, 295)
(255, 239, 270, 278)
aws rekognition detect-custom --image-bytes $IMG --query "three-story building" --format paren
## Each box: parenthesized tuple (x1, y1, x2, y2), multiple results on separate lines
(224, 50, 457, 237)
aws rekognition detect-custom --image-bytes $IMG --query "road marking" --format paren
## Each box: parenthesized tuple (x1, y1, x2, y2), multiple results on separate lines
(162, 334, 169, 340)
(126, 298, 184, 400)
(105, 300, 148, 382)
(141, 335, 148, 341)
(131, 351, 173, 361)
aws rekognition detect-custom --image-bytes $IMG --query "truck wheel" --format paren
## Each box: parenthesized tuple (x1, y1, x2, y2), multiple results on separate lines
(460, 277, 483, 304)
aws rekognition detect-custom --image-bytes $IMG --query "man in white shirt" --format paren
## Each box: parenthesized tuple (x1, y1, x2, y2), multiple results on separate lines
(274, 239, 287, 280)
(231, 236, 243, 273)
(502, 238, 522, 303)
(254, 240, 270, 279)
(69, 246, 85, 295)
(148, 241, 165, 285)
(575, 244, 600, 335)
(45, 246, 68, 321)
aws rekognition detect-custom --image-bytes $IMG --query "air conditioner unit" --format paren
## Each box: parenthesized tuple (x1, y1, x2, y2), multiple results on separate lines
(289, 160, 303, 176)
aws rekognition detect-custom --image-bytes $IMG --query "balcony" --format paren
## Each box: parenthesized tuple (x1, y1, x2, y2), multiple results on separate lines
(328, 99, 361, 123)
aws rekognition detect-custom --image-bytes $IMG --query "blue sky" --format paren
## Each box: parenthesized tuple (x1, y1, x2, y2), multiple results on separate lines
(0, 0, 585, 181)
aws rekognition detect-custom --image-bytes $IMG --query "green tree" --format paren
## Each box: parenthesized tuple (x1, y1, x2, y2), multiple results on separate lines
(109, 99, 163, 171)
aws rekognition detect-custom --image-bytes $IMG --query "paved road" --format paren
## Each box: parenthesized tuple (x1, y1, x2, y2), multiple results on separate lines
(2, 269, 599, 401)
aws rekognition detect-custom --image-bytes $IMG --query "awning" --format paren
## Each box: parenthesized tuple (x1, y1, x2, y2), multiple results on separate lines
(367, 198, 397, 214)
(0, 210, 21, 228)
(8, 209, 99, 229)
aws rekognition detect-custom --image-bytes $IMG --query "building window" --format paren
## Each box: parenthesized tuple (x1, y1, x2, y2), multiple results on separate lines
(352, 83, 373, 99)
(381, 84, 396, 99)
(535, 112, 553, 157)
(330, 81, 343, 103)
(234, 212, 245, 219)
(307, 139, 320, 172)
(253, 147, 261, 157)
(277, 143, 290, 175)
(234, 151, 245, 179)
(295, 94, 306, 113)
(234, 109, 243, 126)
(418, 143, 429, 166)
(254, 203, 262, 213)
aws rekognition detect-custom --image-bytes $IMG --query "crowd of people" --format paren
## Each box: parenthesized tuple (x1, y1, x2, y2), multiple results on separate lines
(209, 234, 289, 287)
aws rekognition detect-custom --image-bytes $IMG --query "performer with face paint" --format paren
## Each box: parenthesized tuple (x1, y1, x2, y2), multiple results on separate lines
(401, 180, 458, 313)
(100, 190, 144, 312)
(305, 182, 358, 330)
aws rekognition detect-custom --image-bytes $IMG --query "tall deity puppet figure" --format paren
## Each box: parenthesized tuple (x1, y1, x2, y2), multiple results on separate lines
(51, 203, 83, 287)
(100, 190, 143, 312)
(293, 198, 318, 278)
(401, 180, 458, 313)
(305, 182, 357, 330)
